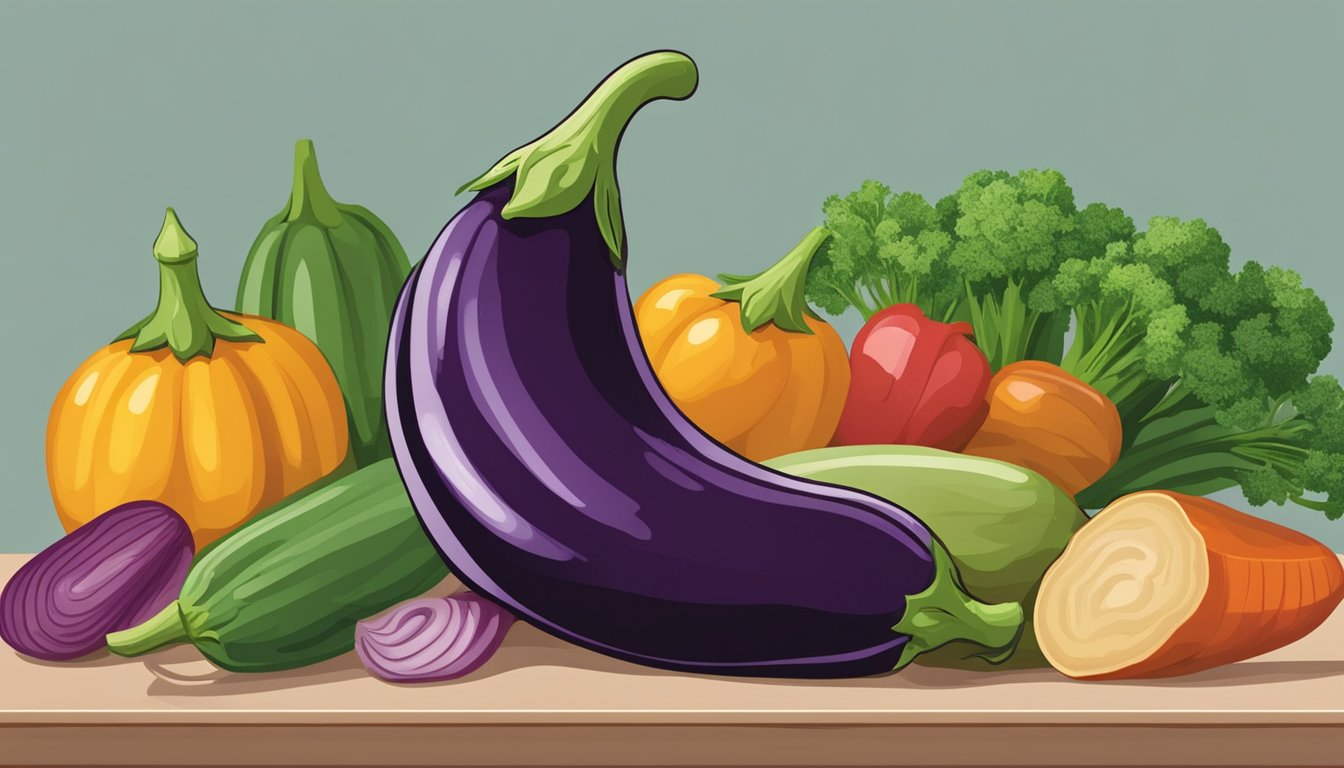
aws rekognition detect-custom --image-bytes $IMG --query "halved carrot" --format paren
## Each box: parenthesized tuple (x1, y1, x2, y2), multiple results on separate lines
(1034, 491, 1344, 679)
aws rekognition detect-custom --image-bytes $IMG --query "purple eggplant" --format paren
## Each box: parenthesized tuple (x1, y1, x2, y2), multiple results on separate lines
(385, 51, 1022, 678)
(0, 501, 193, 661)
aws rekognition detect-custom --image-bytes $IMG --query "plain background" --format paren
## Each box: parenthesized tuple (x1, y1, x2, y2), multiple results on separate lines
(2, 0, 1342, 552)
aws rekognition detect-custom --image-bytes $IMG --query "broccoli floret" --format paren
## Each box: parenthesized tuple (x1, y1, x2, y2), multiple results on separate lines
(807, 180, 957, 321)
(943, 169, 1084, 368)
(1053, 239, 1190, 416)
(809, 170, 1092, 368)
(947, 170, 1077, 283)
(1130, 216, 1232, 317)
(799, 170, 1342, 521)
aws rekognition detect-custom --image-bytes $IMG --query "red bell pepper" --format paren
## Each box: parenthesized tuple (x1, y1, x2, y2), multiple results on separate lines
(832, 304, 991, 450)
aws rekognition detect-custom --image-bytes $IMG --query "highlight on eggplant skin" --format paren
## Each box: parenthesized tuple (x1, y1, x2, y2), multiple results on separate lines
(0, 501, 193, 661)
(384, 50, 1023, 679)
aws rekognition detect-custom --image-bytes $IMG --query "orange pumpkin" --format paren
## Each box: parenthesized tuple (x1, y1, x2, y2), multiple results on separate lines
(46, 209, 348, 548)
(634, 228, 850, 461)
(962, 360, 1122, 496)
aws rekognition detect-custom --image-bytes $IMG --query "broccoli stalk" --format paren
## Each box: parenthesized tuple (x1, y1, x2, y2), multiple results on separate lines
(1048, 242, 1189, 423)
(1069, 217, 1341, 520)
(1078, 376, 1344, 520)
(941, 170, 1084, 370)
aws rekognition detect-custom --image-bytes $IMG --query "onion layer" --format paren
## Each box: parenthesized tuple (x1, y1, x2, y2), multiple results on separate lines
(0, 501, 193, 661)
(355, 593, 513, 683)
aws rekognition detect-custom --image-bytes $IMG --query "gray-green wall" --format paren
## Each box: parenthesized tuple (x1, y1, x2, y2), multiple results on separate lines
(3, 0, 1341, 551)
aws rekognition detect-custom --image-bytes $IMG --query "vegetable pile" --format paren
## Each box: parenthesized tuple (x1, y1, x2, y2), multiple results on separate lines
(2, 51, 1340, 686)
(803, 173, 1344, 520)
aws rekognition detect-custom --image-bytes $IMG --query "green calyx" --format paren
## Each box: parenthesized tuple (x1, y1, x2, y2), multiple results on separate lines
(892, 541, 1024, 669)
(712, 227, 830, 334)
(116, 208, 262, 361)
(285, 139, 343, 227)
(458, 50, 699, 269)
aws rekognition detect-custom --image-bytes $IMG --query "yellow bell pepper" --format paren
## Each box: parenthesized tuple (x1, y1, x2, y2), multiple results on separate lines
(635, 228, 849, 461)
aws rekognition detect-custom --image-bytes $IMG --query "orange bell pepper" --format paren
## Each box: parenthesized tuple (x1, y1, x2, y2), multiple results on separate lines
(46, 209, 349, 548)
(635, 228, 849, 461)
(963, 360, 1122, 496)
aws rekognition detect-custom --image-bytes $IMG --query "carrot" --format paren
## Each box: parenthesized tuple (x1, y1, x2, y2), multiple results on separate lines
(1034, 491, 1344, 679)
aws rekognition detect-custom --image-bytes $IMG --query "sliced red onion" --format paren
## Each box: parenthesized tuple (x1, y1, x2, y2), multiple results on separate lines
(355, 593, 514, 682)
(0, 501, 193, 661)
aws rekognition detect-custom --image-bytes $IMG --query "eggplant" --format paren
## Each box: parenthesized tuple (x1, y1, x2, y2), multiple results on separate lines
(385, 51, 1022, 678)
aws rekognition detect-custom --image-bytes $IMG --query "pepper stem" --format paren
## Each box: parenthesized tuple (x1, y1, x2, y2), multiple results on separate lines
(711, 227, 830, 334)
(458, 51, 699, 268)
(105, 601, 190, 657)
(892, 542, 1024, 669)
(116, 208, 262, 361)
(285, 139, 343, 227)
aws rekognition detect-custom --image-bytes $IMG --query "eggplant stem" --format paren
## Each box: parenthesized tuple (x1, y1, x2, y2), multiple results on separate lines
(457, 51, 699, 268)
(891, 543, 1024, 669)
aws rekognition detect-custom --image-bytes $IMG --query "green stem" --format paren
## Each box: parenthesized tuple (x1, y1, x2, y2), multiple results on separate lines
(1292, 496, 1332, 513)
(106, 601, 190, 657)
(864, 286, 886, 316)
(459, 51, 698, 268)
(1140, 381, 1203, 422)
(893, 542, 1024, 669)
(116, 209, 262, 361)
(285, 139, 343, 227)
(711, 227, 830, 334)
(1079, 406, 1312, 506)
(963, 278, 1067, 370)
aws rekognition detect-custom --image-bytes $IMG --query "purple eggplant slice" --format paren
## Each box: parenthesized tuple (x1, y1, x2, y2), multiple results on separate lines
(385, 51, 1022, 678)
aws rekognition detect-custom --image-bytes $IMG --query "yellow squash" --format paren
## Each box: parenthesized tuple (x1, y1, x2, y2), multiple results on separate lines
(46, 209, 349, 548)
(635, 228, 849, 461)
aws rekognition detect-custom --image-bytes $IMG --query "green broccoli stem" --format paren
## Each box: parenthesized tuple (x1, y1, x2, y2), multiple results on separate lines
(962, 279, 1066, 371)
(1060, 302, 1159, 413)
(864, 274, 966, 324)
(1077, 404, 1312, 509)
(815, 273, 963, 325)
(841, 284, 880, 319)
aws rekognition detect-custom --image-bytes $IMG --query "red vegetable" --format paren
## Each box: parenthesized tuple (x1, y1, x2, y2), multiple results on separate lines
(355, 593, 514, 683)
(831, 304, 991, 451)
(0, 501, 193, 660)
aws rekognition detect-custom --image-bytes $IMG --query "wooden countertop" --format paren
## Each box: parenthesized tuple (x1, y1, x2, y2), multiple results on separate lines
(2, 553, 1342, 767)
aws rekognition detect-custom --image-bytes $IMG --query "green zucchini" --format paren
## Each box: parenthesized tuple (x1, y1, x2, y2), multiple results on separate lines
(105, 460, 446, 672)
(764, 445, 1086, 669)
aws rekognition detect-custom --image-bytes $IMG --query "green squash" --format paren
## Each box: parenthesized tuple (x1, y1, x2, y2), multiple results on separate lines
(236, 140, 411, 467)
(764, 445, 1086, 669)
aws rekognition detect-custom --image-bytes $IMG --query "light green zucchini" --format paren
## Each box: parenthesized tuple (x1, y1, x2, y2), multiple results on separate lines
(765, 445, 1086, 669)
